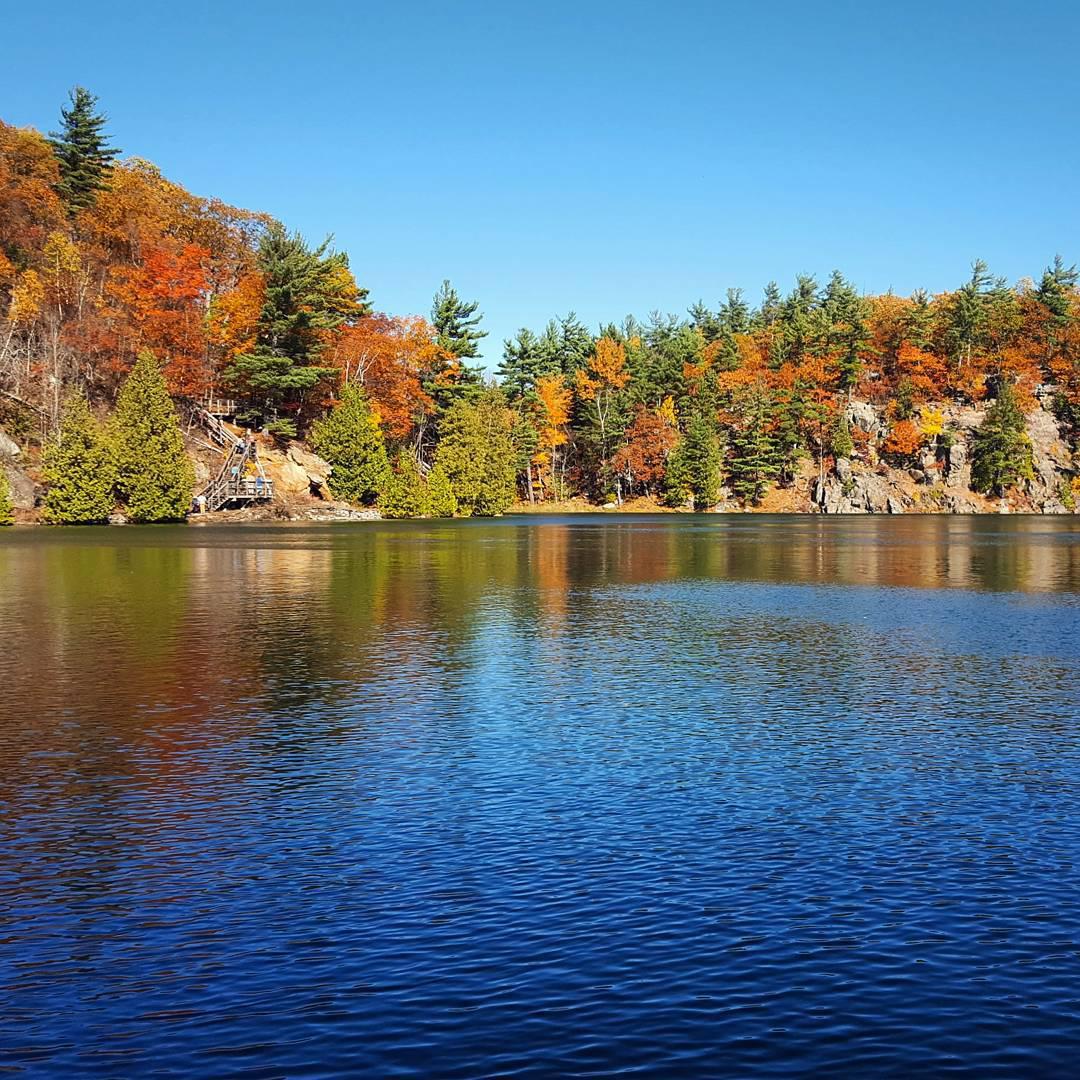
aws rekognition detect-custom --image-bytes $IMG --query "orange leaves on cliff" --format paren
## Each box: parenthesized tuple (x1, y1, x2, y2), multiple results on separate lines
(895, 343, 948, 400)
(881, 418, 923, 461)
(103, 243, 211, 394)
(328, 315, 438, 440)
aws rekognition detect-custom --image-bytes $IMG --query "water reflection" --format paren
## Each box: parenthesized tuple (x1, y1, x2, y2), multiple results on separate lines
(1, 516, 1079, 1076)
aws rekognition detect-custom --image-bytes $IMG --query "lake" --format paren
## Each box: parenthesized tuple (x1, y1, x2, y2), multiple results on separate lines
(2, 515, 1079, 1076)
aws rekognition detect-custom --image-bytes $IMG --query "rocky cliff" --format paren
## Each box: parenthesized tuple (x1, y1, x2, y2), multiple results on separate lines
(808, 394, 1076, 515)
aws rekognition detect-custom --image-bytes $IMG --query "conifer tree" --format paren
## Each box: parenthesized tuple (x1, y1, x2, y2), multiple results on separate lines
(425, 463, 458, 517)
(379, 451, 429, 518)
(432, 279, 487, 361)
(227, 225, 368, 435)
(310, 383, 389, 504)
(48, 87, 120, 212)
(971, 383, 1034, 495)
(112, 352, 194, 522)
(434, 388, 516, 516)
(666, 409, 722, 509)
(0, 468, 14, 525)
(831, 410, 855, 458)
(42, 395, 116, 524)
(727, 387, 779, 504)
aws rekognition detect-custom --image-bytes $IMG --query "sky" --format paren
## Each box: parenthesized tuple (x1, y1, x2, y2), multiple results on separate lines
(2, 0, 1079, 368)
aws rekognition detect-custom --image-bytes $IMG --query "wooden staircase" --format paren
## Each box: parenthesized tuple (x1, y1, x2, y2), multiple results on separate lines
(191, 407, 274, 512)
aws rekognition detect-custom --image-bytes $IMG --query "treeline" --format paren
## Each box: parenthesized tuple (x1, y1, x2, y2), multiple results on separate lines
(3, 90, 1079, 522)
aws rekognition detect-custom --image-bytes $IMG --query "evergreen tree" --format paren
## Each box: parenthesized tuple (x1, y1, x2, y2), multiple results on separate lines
(227, 225, 368, 435)
(727, 386, 779, 504)
(112, 352, 195, 522)
(426, 463, 458, 517)
(498, 327, 558, 402)
(48, 86, 120, 212)
(432, 279, 487, 361)
(0, 468, 13, 525)
(821, 270, 868, 391)
(310, 383, 389, 504)
(666, 409, 722, 509)
(831, 410, 855, 458)
(433, 388, 516, 516)
(379, 451, 429, 518)
(429, 280, 486, 412)
(42, 395, 116, 524)
(971, 383, 1034, 495)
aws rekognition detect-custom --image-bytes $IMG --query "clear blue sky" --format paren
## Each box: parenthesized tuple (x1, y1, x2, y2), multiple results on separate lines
(3, 0, 1078, 367)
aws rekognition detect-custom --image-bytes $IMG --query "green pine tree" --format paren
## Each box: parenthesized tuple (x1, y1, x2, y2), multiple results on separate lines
(310, 383, 390, 504)
(727, 387, 780, 505)
(831, 410, 855, 458)
(379, 451, 430, 518)
(0, 467, 14, 525)
(425, 462, 458, 517)
(112, 352, 195, 522)
(226, 225, 368, 435)
(971, 383, 1035, 496)
(432, 279, 487, 361)
(42, 395, 116, 524)
(48, 87, 120, 212)
(434, 388, 516, 516)
(429, 280, 486, 411)
(666, 409, 722, 509)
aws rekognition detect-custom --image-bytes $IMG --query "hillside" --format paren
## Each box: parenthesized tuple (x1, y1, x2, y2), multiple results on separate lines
(2, 90, 1079, 521)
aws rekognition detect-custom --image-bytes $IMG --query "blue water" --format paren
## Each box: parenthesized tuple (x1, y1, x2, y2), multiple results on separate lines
(1, 516, 1079, 1076)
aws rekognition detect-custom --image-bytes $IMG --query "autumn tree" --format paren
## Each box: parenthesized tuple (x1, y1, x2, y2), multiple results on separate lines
(48, 87, 120, 212)
(111, 351, 195, 522)
(434, 388, 516, 516)
(103, 244, 211, 394)
(328, 314, 438, 442)
(41, 395, 116, 523)
(612, 399, 680, 498)
(534, 373, 572, 500)
(576, 336, 630, 494)
(310, 383, 389, 504)
(971, 383, 1034, 495)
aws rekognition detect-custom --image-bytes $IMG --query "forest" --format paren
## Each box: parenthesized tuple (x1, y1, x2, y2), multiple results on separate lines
(2, 89, 1079, 523)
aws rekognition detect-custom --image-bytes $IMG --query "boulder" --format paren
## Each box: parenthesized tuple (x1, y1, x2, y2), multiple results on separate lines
(0, 429, 21, 460)
(287, 442, 332, 494)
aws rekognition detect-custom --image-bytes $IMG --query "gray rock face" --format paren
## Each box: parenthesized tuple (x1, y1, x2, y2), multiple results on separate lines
(847, 400, 882, 439)
(2, 461, 36, 510)
(946, 440, 967, 486)
(813, 465, 904, 515)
